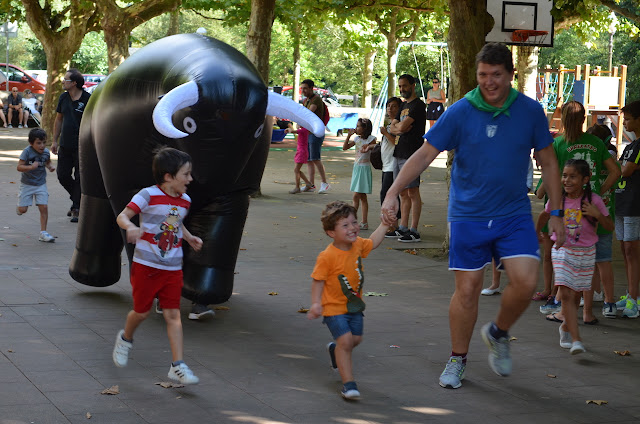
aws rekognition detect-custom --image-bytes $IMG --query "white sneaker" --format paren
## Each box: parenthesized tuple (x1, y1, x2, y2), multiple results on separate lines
(592, 291, 604, 302)
(188, 303, 215, 320)
(38, 231, 55, 243)
(579, 297, 584, 307)
(559, 325, 572, 349)
(155, 299, 163, 314)
(168, 362, 199, 384)
(481, 287, 500, 296)
(318, 182, 330, 194)
(18, 124, 23, 128)
(570, 341, 586, 355)
(112, 329, 132, 367)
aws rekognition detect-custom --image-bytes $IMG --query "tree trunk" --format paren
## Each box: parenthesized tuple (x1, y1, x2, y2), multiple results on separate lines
(246, 0, 276, 83)
(516, 45, 539, 99)
(386, 33, 398, 99)
(292, 22, 301, 103)
(443, 0, 492, 252)
(362, 49, 376, 108)
(95, 0, 182, 74)
(166, 9, 180, 36)
(20, 0, 99, 138)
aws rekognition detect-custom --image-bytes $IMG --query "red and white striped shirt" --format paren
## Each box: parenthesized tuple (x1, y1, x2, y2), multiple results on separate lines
(127, 185, 191, 271)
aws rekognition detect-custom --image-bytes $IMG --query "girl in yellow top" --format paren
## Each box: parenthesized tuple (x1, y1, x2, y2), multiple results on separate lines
(308, 201, 388, 400)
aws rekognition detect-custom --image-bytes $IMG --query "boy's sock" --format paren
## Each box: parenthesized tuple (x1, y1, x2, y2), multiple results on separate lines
(399, 225, 408, 232)
(410, 227, 418, 233)
(171, 360, 185, 367)
(451, 352, 467, 364)
(121, 334, 133, 343)
(343, 381, 358, 391)
(489, 322, 508, 340)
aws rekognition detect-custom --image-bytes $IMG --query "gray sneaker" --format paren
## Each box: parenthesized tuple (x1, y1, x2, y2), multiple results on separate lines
(439, 356, 466, 389)
(481, 322, 511, 377)
(188, 303, 215, 320)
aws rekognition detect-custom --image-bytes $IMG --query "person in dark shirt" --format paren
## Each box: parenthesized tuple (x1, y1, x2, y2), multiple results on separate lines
(52, 68, 91, 222)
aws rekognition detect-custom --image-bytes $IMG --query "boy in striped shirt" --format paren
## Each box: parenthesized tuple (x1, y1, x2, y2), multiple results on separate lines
(112, 147, 203, 384)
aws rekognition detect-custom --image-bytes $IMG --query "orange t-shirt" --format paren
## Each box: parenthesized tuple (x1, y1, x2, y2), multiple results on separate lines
(310, 237, 373, 316)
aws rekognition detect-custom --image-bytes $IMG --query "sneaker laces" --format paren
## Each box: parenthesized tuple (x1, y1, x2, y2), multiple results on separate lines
(488, 335, 510, 361)
(442, 357, 465, 377)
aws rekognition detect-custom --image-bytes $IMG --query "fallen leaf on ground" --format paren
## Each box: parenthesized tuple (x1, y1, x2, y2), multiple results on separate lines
(586, 400, 608, 405)
(423, 224, 434, 227)
(509, 336, 518, 341)
(298, 307, 309, 313)
(7, 349, 13, 353)
(155, 382, 185, 389)
(289, 216, 297, 219)
(403, 249, 417, 255)
(364, 292, 388, 297)
(239, 248, 247, 250)
(268, 292, 278, 296)
(86, 412, 91, 419)
(614, 350, 631, 356)
(101, 385, 119, 395)
(546, 374, 556, 378)
(214, 306, 230, 311)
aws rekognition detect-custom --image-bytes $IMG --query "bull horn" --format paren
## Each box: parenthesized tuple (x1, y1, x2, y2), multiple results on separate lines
(266, 91, 325, 138)
(152, 80, 199, 139)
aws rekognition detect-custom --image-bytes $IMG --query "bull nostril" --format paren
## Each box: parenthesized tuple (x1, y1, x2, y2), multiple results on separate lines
(183, 117, 197, 134)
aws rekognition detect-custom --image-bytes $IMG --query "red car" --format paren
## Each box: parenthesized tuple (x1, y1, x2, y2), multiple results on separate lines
(83, 74, 107, 88)
(0, 63, 47, 94)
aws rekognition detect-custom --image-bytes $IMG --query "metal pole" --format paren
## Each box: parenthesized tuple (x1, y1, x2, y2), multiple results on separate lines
(608, 31, 614, 72)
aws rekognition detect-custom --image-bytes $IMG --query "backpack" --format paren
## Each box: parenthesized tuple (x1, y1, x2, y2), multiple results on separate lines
(370, 143, 383, 170)
(322, 101, 330, 125)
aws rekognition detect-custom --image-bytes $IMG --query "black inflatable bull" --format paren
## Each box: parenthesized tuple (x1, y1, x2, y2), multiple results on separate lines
(69, 33, 323, 304)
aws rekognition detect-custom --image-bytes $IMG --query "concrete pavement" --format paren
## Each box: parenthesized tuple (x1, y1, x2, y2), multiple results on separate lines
(0, 128, 639, 423)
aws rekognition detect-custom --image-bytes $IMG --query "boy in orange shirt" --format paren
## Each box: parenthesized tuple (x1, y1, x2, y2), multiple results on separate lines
(308, 201, 389, 399)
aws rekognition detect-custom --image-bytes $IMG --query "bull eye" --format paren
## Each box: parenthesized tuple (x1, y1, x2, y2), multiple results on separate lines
(183, 117, 197, 134)
(254, 123, 264, 138)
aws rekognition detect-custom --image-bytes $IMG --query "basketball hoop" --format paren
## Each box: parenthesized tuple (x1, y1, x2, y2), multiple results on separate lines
(511, 30, 549, 46)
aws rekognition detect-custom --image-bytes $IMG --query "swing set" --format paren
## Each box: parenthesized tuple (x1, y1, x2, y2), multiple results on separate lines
(370, 41, 450, 136)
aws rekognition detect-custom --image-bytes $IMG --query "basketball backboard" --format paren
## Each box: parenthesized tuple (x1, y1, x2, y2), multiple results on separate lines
(485, 0, 554, 47)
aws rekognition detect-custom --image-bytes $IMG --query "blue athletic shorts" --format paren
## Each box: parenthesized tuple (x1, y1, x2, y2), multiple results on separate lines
(308, 133, 324, 161)
(323, 312, 364, 339)
(18, 183, 48, 207)
(595, 233, 613, 263)
(449, 215, 540, 271)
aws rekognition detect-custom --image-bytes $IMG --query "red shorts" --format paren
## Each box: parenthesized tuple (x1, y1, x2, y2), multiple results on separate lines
(130, 262, 183, 313)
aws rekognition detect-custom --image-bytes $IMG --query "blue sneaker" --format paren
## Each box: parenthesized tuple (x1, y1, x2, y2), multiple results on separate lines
(615, 294, 631, 311)
(439, 356, 466, 389)
(481, 322, 511, 377)
(622, 298, 639, 318)
(539, 296, 561, 314)
(602, 302, 617, 318)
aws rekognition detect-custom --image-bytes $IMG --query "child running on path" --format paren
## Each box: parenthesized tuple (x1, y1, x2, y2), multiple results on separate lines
(343, 118, 377, 230)
(308, 201, 388, 399)
(113, 147, 203, 384)
(16, 128, 56, 242)
(537, 159, 613, 354)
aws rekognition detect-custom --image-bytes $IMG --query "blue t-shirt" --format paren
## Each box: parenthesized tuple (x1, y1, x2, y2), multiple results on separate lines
(425, 93, 553, 221)
(19, 146, 50, 186)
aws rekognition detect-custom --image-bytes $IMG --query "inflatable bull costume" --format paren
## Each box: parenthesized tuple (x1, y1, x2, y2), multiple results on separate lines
(69, 33, 324, 304)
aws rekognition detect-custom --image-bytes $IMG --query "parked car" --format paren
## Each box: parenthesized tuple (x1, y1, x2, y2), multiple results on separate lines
(0, 63, 47, 94)
(83, 74, 107, 88)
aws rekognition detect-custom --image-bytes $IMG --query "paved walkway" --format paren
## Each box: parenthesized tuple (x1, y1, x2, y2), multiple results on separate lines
(0, 128, 639, 423)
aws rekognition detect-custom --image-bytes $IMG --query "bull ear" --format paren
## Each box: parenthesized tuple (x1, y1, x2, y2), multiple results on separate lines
(266, 91, 325, 137)
(152, 80, 199, 139)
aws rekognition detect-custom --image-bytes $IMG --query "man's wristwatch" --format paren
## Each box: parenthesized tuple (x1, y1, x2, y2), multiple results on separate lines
(550, 209, 564, 218)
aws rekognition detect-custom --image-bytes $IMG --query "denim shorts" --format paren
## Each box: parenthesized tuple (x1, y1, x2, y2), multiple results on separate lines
(595, 233, 613, 263)
(449, 215, 540, 271)
(323, 312, 364, 339)
(615, 216, 640, 241)
(18, 183, 48, 207)
(308, 133, 324, 161)
(393, 157, 421, 189)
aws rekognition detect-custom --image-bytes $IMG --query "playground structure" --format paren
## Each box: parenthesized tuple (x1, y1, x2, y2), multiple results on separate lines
(539, 63, 628, 150)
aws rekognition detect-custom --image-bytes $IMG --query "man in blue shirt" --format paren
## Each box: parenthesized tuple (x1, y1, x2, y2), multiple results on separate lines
(381, 43, 565, 389)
